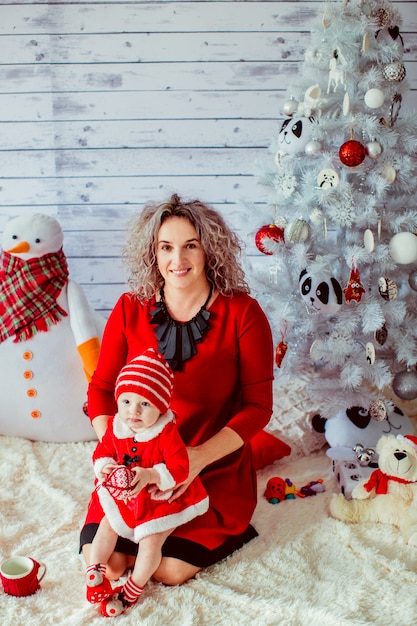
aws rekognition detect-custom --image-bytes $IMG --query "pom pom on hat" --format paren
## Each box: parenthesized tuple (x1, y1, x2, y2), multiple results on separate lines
(115, 348, 174, 415)
(397, 434, 417, 452)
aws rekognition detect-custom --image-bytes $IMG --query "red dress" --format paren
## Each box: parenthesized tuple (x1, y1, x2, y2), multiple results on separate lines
(93, 411, 209, 543)
(85, 291, 273, 553)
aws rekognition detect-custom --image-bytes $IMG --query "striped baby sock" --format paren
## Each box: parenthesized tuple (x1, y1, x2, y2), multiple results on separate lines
(122, 576, 144, 605)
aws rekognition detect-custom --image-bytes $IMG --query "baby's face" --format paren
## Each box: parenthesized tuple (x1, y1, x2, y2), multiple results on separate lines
(117, 392, 160, 432)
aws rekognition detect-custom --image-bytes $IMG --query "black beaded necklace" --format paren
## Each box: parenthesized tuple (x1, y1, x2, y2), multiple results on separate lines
(150, 285, 213, 371)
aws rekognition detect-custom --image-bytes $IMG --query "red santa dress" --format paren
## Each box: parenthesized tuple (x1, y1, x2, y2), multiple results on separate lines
(94, 410, 209, 543)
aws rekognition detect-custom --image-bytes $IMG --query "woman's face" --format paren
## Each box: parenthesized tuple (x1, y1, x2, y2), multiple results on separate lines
(156, 216, 207, 292)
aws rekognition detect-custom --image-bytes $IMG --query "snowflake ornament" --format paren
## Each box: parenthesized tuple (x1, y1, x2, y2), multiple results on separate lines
(328, 196, 357, 227)
(274, 168, 298, 198)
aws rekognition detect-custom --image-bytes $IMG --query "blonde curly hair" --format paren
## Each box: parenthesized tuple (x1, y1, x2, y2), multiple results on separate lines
(122, 194, 250, 301)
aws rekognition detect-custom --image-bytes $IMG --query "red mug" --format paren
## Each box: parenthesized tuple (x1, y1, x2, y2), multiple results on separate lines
(0, 556, 46, 597)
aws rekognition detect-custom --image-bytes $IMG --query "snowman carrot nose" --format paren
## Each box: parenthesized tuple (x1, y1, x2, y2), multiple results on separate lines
(6, 241, 30, 254)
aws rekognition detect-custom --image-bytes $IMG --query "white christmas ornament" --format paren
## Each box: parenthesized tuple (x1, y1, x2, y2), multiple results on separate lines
(381, 163, 396, 183)
(364, 229, 375, 253)
(365, 342, 376, 365)
(317, 168, 340, 189)
(327, 48, 347, 94)
(389, 232, 417, 265)
(342, 93, 350, 116)
(364, 88, 385, 109)
(299, 84, 325, 116)
(277, 117, 314, 155)
(322, 15, 331, 29)
(305, 84, 322, 105)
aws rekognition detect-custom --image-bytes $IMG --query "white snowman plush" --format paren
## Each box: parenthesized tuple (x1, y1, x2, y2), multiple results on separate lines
(0, 213, 105, 442)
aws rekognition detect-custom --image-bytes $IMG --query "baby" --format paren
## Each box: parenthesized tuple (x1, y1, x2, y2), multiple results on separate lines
(85, 348, 209, 617)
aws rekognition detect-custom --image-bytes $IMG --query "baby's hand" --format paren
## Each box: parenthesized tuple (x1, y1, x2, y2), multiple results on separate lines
(100, 462, 123, 480)
(129, 467, 158, 498)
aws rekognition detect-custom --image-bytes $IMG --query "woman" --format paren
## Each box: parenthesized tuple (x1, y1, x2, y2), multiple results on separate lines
(81, 194, 274, 586)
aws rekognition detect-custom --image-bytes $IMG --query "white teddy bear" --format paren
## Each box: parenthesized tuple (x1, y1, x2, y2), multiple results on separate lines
(330, 434, 417, 545)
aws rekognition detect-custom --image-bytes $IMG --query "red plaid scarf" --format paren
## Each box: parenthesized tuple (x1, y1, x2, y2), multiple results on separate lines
(0, 248, 69, 343)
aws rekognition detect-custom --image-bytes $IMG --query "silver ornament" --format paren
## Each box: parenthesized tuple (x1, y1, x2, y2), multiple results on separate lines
(284, 219, 311, 244)
(353, 443, 376, 466)
(305, 140, 322, 156)
(282, 99, 299, 116)
(366, 141, 382, 159)
(408, 270, 417, 291)
(393, 369, 417, 400)
(383, 62, 406, 82)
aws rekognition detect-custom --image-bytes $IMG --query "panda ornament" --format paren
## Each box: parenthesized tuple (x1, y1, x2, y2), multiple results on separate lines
(299, 268, 343, 314)
(277, 116, 315, 156)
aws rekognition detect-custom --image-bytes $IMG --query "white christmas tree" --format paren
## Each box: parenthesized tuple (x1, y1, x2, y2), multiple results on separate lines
(245, 0, 417, 449)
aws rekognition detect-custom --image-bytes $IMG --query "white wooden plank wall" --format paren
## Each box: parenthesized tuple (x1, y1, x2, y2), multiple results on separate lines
(0, 1, 416, 315)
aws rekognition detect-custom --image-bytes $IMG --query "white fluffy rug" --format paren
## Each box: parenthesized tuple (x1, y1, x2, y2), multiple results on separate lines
(1, 435, 417, 626)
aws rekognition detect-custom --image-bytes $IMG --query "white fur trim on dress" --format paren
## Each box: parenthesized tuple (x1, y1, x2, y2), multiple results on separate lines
(94, 457, 115, 480)
(113, 409, 175, 441)
(153, 462, 176, 492)
(97, 484, 209, 543)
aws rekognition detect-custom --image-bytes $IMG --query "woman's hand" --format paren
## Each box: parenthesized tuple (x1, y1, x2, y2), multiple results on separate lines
(167, 446, 205, 501)
(148, 446, 205, 502)
(149, 428, 244, 502)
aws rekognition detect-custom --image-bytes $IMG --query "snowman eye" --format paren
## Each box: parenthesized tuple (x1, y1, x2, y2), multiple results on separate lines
(35, 238, 41, 243)
(12, 234, 18, 240)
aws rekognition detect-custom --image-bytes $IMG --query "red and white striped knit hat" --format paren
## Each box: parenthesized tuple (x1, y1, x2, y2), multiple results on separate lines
(115, 348, 174, 415)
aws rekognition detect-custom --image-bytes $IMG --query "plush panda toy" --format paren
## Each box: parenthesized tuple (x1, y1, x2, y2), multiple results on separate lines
(313, 405, 415, 498)
(277, 116, 315, 155)
(312, 405, 414, 450)
(299, 268, 343, 314)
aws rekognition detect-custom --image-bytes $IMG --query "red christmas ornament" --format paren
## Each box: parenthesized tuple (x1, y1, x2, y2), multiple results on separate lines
(339, 139, 366, 167)
(103, 466, 134, 500)
(255, 224, 284, 255)
(275, 320, 288, 367)
(344, 263, 366, 303)
(275, 340, 288, 367)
